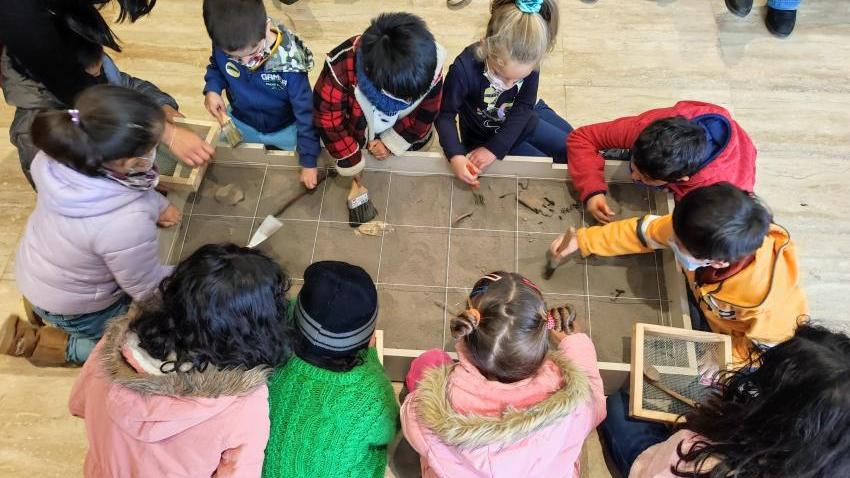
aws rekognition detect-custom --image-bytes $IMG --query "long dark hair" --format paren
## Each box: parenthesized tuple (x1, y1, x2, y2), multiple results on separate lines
(52, 0, 157, 52)
(673, 323, 850, 477)
(130, 243, 293, 371)
(30, 84, 164, 176)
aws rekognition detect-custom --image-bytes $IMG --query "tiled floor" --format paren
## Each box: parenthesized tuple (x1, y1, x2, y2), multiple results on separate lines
(171, 162, 671, 364)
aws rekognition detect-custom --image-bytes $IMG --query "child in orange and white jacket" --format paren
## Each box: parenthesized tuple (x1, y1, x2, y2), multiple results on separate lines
(550, 182, 807, 362)
(400, 272, 606, 478)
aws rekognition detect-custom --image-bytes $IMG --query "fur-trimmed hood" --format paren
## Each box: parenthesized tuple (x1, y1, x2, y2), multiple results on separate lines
(413, 349, 591, 449)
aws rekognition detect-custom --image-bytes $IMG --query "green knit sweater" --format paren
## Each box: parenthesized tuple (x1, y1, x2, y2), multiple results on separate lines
(262, 347, 400, 478)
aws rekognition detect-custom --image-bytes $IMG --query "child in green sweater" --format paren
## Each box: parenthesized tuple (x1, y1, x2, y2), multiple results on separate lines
(263, 261, 399, 478)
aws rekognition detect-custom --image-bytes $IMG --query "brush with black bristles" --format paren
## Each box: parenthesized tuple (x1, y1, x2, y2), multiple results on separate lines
(348, 177, 378, 227)
(544, 226, 577, 279)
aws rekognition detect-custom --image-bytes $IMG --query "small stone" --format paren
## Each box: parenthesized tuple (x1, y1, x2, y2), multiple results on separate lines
(214, 183, 245, 206)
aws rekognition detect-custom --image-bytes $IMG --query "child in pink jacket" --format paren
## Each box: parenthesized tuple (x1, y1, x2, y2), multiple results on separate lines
(69, 243, 294, 477)
(401, 271, 606, 478)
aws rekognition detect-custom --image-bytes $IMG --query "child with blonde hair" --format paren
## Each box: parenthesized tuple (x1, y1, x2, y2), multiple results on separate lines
(437, 0, 572, 186)
(401, 272, 606, 477)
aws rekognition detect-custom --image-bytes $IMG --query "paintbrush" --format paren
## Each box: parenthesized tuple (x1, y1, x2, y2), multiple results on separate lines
(465, 161, 485, 206)
(348, 176, 378, 227)
(544, 226, 576, 280)
(220, 116, 244, 147)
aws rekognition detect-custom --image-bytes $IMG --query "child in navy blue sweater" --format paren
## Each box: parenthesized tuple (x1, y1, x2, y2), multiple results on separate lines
(202, 0, 321, 188)
(437, 0, 572, 186)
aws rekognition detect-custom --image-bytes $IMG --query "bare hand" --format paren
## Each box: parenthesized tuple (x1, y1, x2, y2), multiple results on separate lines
(157, 203, 182, 228)
(549, 227, 579, 260)
(586, 194, 615, 224)
(165, 123, 215, 167)
(368, 139, 391, 160)
(162, 105, 185, 123)
(467, 147, 497, 171)
(204, 91, 228, 124)
(450, 155, 480, 187)
(300, 167, 318, 189)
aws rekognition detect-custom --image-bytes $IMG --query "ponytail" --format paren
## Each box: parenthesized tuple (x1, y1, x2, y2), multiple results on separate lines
(30, 84, 165, 177)
(478, 0, 560, 67)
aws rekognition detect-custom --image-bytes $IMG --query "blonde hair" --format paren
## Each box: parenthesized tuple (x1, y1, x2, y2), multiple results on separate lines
(476, 0, 559, 67)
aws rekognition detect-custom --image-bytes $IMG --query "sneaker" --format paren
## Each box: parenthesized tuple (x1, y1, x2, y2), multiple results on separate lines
(725, 0, 753, 17)
(766, 7, 796, 38)
(447, 0, 471, 7)
(0, 315, 37, 357)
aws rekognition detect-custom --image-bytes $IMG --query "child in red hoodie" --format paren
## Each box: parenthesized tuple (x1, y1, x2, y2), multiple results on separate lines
(567, 101, 757, 224)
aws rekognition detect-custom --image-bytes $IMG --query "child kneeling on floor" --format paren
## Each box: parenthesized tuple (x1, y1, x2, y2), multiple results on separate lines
(401, 272, 606, 478)
(70, 243, 293, 477)
(1, 85, 180, 366)
(202, 0, 321, 188)
(439, 0, 572, 187)
(263, 261, 399, 478)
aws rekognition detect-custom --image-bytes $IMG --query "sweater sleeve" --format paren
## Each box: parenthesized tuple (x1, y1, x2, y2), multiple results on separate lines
(350, 349, 399, 478)
(567, 105, 681, 202)
(577, 214, 673, 258)
(204, 51, 227, 95)
(435, 61, 469, 159)
(557, 334, 606, 426)
(313, 61, 363, 172)
(380, 76, 444, 156)
(0, 0, 96, 105)
(286, 72, 321, 168)
(484, 71, 539, 159)
(108, 56, 179, 109)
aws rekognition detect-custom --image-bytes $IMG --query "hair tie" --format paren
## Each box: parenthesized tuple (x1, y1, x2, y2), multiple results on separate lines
(467, 308, 482, 327)
(521, 277, 541, 293)
(67, 109, 80, 125)
(545, 311, 556, 330)
(516, 0, 543, 13)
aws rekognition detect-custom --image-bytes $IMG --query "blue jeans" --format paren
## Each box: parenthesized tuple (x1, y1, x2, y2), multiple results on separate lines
(598, 389, 671, 476)
(228, 115, 298, 151)
(768, 0, 800, 10)
(509, 100, 573, 164)
(33, 295, 131, 364)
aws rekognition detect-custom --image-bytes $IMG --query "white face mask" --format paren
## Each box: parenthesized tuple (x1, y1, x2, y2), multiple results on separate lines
(129, 148, 157, 174)
(483, 67, 512, 92)
(668, 237, 712, 271)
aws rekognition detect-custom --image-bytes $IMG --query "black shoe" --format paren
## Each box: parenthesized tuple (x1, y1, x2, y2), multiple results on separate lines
(725, 0, 753, 17)
(766, 7, 796, 38)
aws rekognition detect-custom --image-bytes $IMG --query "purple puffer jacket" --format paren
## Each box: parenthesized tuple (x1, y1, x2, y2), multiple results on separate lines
(16, 152, 173, 315)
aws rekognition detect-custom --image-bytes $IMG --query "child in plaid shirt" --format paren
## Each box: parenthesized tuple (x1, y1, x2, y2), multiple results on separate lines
(313, 13, 446, 176)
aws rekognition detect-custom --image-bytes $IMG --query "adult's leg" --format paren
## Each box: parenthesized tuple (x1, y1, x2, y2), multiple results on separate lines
(10, 108, 39, 188)
(598, 389, 671, 477)
(34, 295, 131, 363)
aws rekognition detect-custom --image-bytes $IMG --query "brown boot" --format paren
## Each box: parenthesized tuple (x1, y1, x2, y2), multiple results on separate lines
(29, 326, 70, 366)
(0, 315, 38, 357)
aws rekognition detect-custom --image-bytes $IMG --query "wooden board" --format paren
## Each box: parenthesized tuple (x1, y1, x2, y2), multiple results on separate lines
(156, 118, 220, 192)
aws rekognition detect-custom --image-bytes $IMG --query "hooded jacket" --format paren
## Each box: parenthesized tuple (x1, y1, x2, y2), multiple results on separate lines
(566, 101, 757, 203)
(15, 152, 173, 315)
(69, 314, 272, 478)
(401, 334, 606, 478)
(577, 214, 808, 361)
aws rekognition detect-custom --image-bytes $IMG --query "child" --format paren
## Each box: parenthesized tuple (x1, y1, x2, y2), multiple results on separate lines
(567, 101, 757, 223)
(401, 272, 606, 478)
(549, 183, 807, 361)
(202, 0, 321, 188)
(313, 12, 445, 176)
(1, 26, 213, 187)
(263, 261, 398, 478)
(0, 85, 178, 366)
(69, 243, 293, 477)
(438, 0, 572, 186)
(606, 323, 850, 477)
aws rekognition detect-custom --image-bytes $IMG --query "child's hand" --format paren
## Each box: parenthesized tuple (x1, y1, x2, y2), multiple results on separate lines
(549, 227, 579, 260)
(162, 105, 185, 123)
(450, 155, 480, 187)
(300, 167, 318, 189)
(368, 139, 391, 160)
(157, 203, 182, 228)
(586, 194, 616, 224)
(467, 147, 497, 171)
(204, 91, 228, 124)
(165, 123, 215, 167)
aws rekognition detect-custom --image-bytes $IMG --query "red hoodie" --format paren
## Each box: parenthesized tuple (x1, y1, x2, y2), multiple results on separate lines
(567, 101, 757, 202)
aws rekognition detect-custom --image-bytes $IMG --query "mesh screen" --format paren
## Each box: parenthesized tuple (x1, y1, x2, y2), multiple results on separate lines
(642, 334, 724, 416)
(156, 145, 190, 177)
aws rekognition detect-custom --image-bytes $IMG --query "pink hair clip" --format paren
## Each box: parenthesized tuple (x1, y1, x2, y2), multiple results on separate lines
(67, 109, 80, 125)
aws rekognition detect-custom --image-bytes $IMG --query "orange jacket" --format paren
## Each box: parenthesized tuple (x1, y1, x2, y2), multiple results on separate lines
(577, 215, 807, 361)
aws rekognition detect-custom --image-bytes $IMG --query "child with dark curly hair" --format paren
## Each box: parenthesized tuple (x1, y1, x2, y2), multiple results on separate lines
(68, 243, 293, 477)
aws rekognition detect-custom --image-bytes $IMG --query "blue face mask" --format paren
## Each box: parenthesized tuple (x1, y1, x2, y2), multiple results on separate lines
(668, 237, 712, 271)
(629, 161, 667, 190)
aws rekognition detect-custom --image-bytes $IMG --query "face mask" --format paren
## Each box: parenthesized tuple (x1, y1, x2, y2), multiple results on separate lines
(668, 237, 712, 271)
(629, 161, 666, 190)
(236, 37, 271, 70)
(128, 148, 157, 174)
(483, 66, 512, 92)
(100, 148, 160, 191)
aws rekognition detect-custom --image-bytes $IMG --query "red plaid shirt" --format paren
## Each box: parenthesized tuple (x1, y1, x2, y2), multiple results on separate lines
(313, 36, 443, 171)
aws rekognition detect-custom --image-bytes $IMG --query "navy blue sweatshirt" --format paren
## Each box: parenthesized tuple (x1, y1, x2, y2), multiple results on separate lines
(436, 44, 539, 159)
(204, 25, 320, 168)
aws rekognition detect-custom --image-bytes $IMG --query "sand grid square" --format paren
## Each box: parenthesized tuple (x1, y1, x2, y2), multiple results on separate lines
(171, 161, 674, 362)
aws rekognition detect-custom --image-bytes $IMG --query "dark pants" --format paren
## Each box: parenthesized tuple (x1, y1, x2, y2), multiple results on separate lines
(598, 389, 671, 476)
(509, 100, 573, 164)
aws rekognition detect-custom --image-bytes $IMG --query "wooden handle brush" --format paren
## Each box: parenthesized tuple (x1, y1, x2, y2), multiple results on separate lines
(544, 226, 576, 279)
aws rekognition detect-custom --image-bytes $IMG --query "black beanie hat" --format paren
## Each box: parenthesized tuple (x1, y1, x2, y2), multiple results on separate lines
(295, 261, 378, 357)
